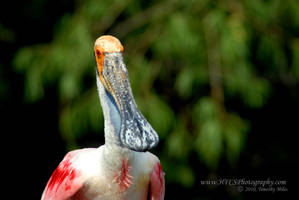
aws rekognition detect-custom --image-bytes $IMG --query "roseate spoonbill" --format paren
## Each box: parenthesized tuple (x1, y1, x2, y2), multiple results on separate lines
(41, 35, 165, 200)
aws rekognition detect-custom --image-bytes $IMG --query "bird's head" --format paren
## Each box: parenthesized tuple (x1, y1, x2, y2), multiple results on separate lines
(94, 35, 159, 152)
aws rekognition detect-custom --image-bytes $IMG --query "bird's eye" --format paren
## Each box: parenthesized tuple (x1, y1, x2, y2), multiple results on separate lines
(96, 49, 102, 57)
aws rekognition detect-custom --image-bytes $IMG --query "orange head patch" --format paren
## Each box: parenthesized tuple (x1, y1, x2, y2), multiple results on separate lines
(94, 35, 124, 54)
(94, 35, 124, 78)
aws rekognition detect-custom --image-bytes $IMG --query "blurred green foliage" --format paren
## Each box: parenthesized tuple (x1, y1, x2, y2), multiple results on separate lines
(13, 0, 299, 193)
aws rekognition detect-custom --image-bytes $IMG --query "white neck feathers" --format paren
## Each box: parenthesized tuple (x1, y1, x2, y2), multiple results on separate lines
(96, 76, 133, 159)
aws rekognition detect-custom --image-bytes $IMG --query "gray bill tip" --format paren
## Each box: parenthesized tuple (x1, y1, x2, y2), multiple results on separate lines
(119, 109, 159, 152)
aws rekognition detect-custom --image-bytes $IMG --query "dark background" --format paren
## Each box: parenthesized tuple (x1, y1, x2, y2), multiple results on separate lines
(1, 0, 298, 199)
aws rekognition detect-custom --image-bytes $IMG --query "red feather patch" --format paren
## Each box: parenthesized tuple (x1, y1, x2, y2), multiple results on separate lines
(47, 155, 73, 191)
(149, 162, 165, 200)
(113, 159, 134, 192)
(42, 152, 83, 200)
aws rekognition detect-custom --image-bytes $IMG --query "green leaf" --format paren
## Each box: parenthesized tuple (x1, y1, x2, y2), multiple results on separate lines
(195, 119, 222, 170)
(291, 39, 299, 79)
(223, 113, 248, 164)
(166, 117, 191, 160)
(138, 93, 174, 138)
(193, 97, 217, 122)
(175, 66, 195, 98)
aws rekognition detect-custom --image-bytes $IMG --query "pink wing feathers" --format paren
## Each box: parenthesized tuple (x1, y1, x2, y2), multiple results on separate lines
(42, 151, 85, 200)
(149, 162, 165, 200)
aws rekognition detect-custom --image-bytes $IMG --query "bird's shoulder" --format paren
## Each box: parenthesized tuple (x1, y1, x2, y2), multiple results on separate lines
(132, 151, 160, 174)
(41, 147, 102, 200)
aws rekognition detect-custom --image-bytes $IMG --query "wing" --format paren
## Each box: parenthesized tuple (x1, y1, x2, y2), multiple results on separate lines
(148, 162, 165, 200)
(41, 151, 85, 200)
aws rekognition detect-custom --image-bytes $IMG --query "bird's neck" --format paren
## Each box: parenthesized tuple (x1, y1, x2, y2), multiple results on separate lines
(102, 143, 134, 174)
(97, 76, 121, 147)
(96, 76, 134, 167)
